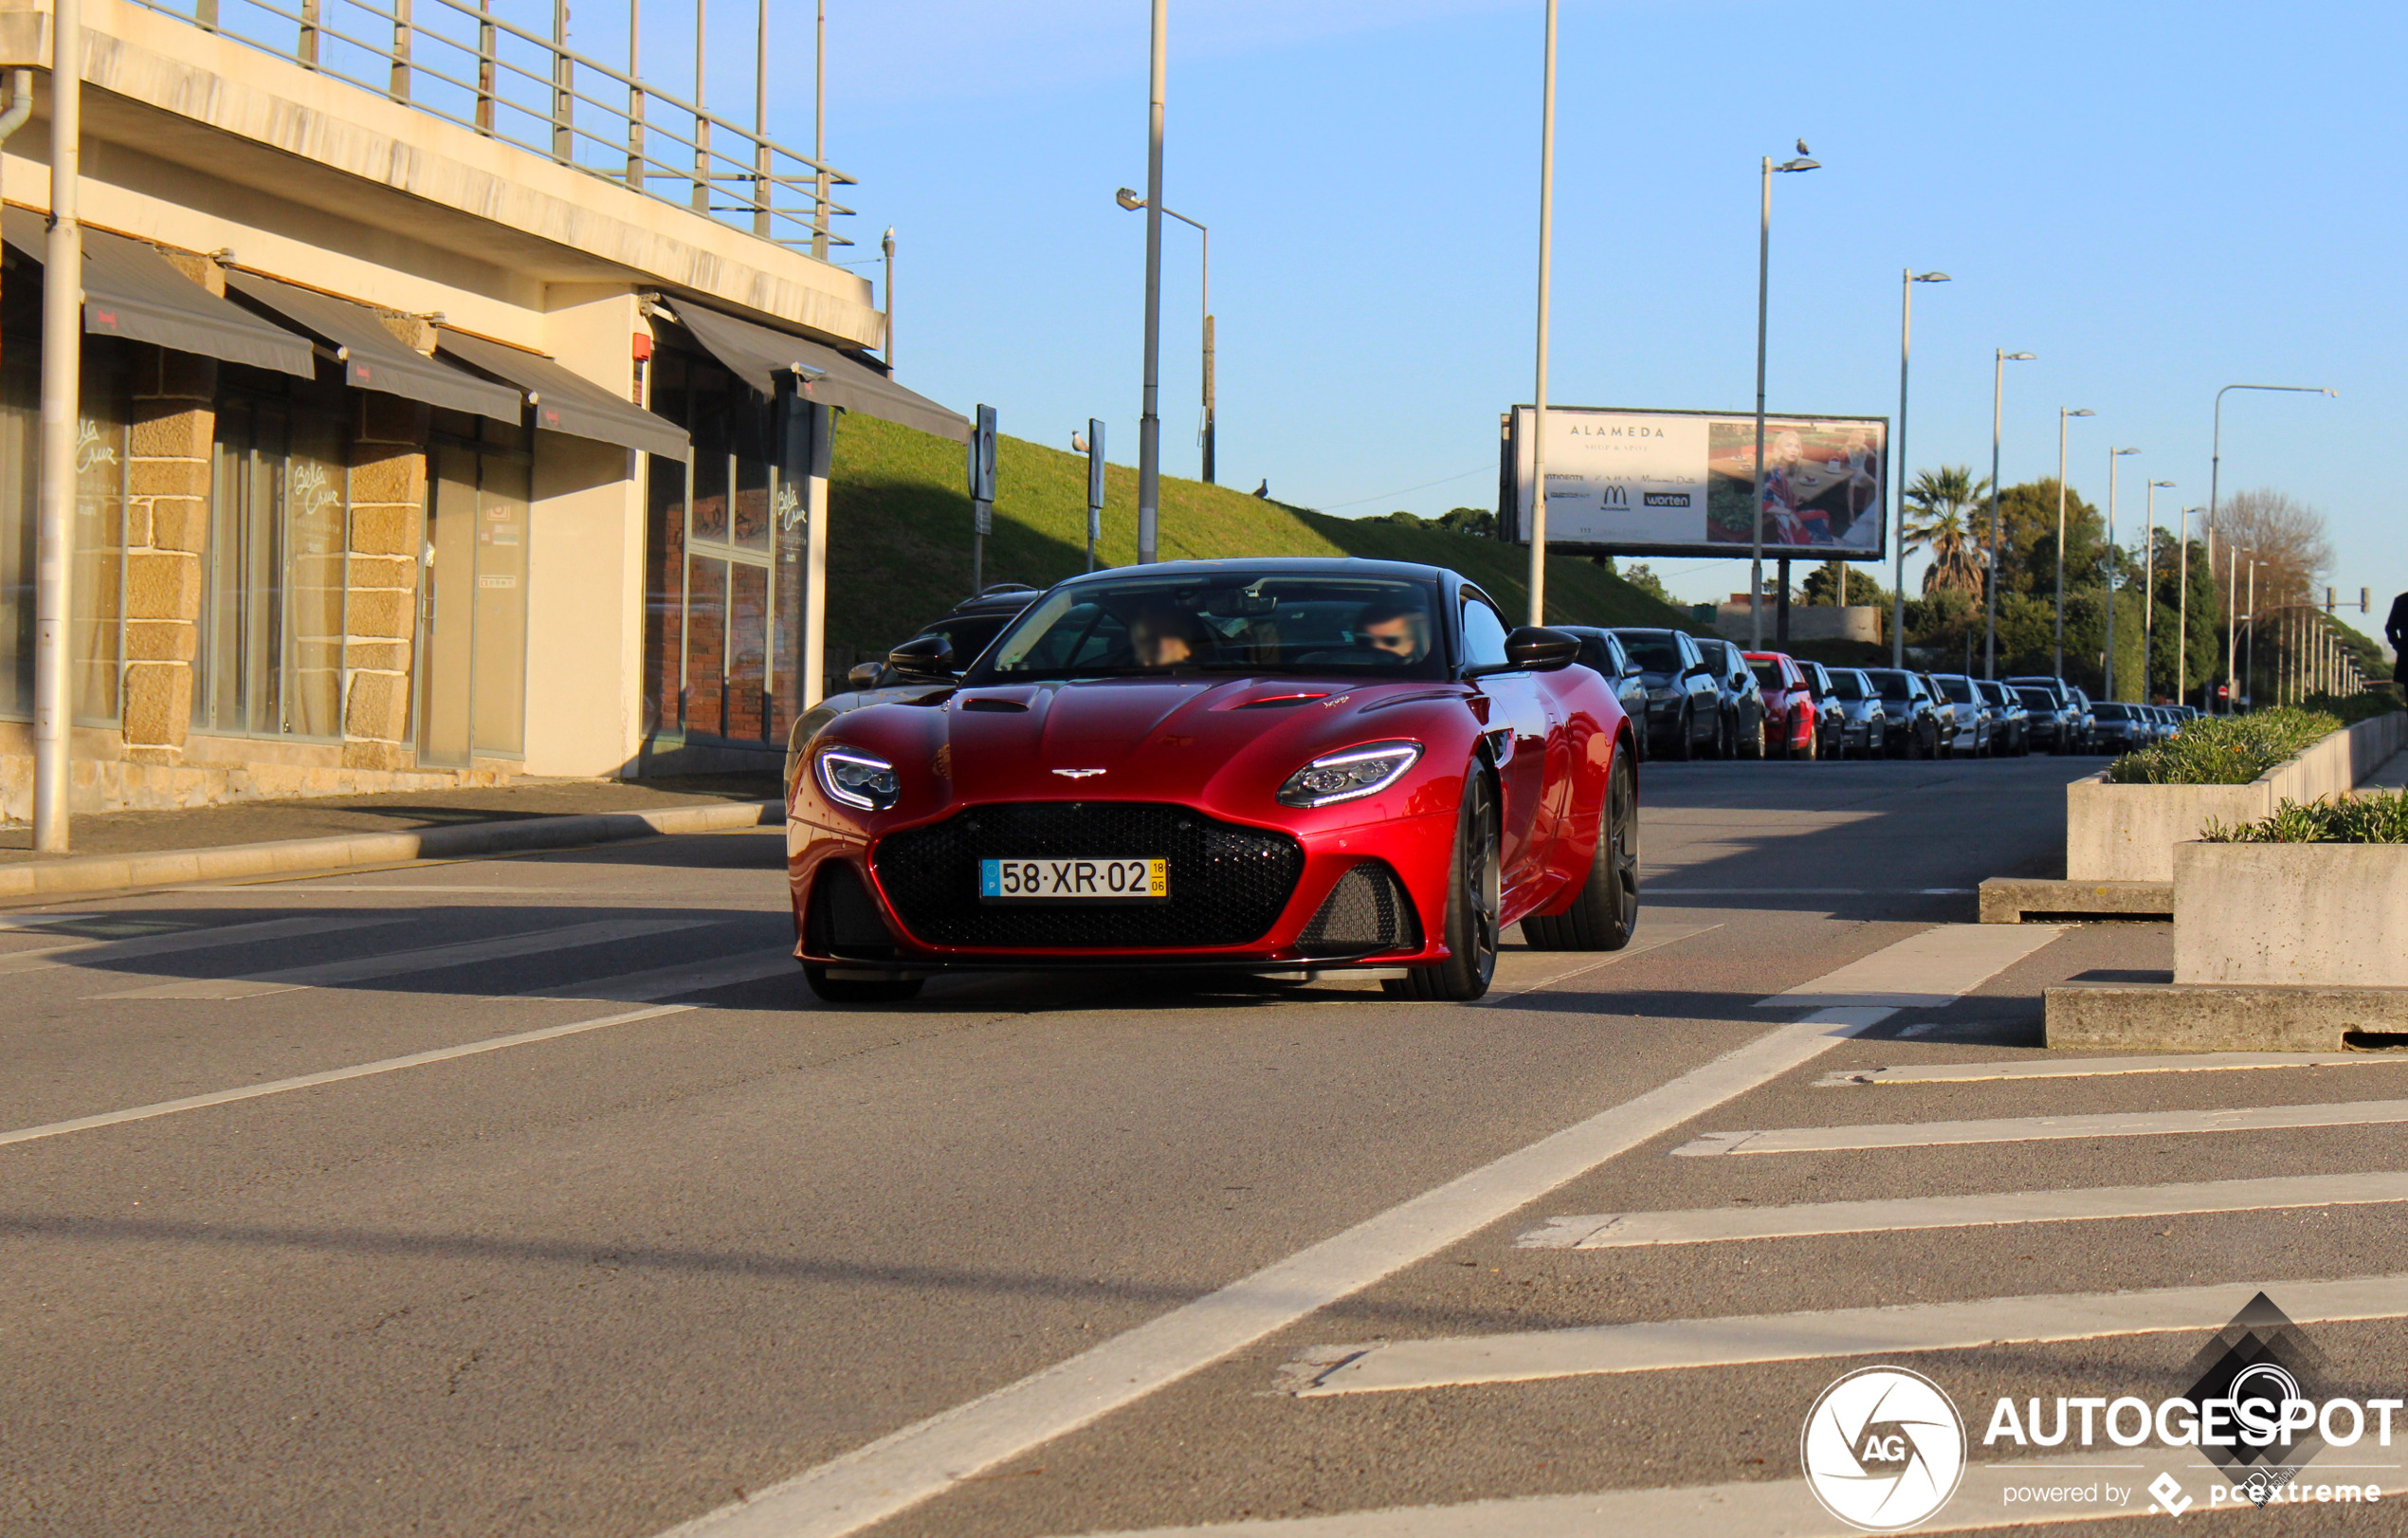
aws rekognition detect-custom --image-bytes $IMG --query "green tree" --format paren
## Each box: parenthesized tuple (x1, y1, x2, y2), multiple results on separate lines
(1802, 558, 1890, 613)
(1903, 467, 1992, 598)
(1992, 478, 2106, 599)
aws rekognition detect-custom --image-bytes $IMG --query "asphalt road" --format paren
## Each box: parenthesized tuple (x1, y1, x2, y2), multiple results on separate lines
(8, 754, 2401, 1537)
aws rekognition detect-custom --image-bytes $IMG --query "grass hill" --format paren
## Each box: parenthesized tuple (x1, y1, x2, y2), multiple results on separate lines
(824, 414, 1702, 672)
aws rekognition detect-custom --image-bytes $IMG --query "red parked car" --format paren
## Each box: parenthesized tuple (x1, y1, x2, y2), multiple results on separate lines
(1743, 650, 1820, 760)
(784, 558, 1641, 1005)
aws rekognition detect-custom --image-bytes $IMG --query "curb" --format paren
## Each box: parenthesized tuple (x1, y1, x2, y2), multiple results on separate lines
(2045, 983, 2408, 1053)
(0, 798, 782, 902)
(1978, 876, 2172, 924)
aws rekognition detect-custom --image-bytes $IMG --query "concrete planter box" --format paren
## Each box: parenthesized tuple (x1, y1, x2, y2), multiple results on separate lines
(2066, 711, 2408, 883)
(2174, 840, 2408, 987)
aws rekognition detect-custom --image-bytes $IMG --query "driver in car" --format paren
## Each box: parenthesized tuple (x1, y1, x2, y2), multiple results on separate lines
(1357, 599, 1431, 665)
(1130, 605, 1211, 668)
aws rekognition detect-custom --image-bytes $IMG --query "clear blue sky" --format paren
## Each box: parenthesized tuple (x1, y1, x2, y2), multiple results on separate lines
(741, 0, 2402, 649)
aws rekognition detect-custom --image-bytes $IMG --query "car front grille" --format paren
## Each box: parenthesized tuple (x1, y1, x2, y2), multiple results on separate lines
(871, 802, 1304, 949)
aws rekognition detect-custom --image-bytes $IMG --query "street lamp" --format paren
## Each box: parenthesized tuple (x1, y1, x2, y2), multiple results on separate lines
(2224, 543, 2245, 713)
(2142, 479, 2173, 699)
(2103, 446, 2139, 698)
(1982, 349, 2034, 678)
(1892, 270, 1949, 668)
(1133, 1, 1167, 564)
(2209, 384, 2335, 559)
(1748, 145, 1820, 650)
(2177, 506, 2202, 707)
(1115, 189, 1213, 484)
(1527, 0, 1560, 626)
(2052, 408, 2094, 679)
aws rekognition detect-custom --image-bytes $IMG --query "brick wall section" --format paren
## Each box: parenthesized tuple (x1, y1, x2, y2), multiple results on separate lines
(343, 392, 428, 770)
(120, 343, 215, 763)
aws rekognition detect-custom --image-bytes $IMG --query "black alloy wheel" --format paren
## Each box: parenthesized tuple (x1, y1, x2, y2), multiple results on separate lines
(1670, 705, 1696, 760)
(1386, 768, 1501, 1001)
(1522, 748, 1639, 952)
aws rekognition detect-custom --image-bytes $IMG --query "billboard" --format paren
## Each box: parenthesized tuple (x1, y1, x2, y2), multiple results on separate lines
(1500, 405, 1888, 559)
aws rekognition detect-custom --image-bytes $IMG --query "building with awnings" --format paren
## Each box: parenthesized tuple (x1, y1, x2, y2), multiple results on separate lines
(0, 0, 965, 819)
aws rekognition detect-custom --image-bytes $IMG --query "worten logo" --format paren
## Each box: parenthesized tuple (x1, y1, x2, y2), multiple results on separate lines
(1644, 491, 1692, 507)
(1801, 1365, 1966, 1531)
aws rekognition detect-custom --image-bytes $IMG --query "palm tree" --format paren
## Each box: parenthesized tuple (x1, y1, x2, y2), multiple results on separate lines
(1903, 466, 1994, 598)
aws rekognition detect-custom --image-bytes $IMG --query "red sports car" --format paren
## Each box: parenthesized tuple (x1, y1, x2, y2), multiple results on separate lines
(1743, 650, 1819, 759)
(782, 558, 1640, 1004)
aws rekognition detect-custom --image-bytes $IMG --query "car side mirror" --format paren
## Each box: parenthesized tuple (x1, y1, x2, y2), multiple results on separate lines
(845, 661, 883, 690)
(1684, 662, 1713, 679)
(1622, 663, 1644, 679)
(1470, 626, 1580, 677)
(888, 633, 958, 679)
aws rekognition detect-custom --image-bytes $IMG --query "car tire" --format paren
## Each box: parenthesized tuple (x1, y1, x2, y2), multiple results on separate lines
(1670, 706, 1695, 760)
(802, 966, 924, 1004)
(1746, 714, 1766, 759)
(1521, 749, 1639, 953)
(1385, 768, 1501, 1002)
(1801, 723, 1819, 760)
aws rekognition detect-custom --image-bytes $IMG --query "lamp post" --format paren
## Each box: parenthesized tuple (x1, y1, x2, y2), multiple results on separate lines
(1134, 0, 1166, 563)
(2177, 505, 2201, 708)
(1115, 189, 1212, 484)
(2244, 558, 2260, 708)
(2142, 479, 2173, 699)
(2224, 544, 2244, 713)
(2052, 408, 2094, 679)
(1892, 270, 1949, 668)
(1748, 145, 1820, 650)
(2210, 385, 2335, 560)
(881, 226, 896, 369)
(1982, 348, 2034, 678)
(1527, 0, 1560, 625)
(2103, 447, 2139, 698)
(32, 0, 80, 852)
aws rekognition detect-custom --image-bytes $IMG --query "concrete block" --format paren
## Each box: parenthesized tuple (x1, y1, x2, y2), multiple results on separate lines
(343, 669, 410, 743)
(2047, 983, 2408, 1052)
(120, 662, 192, 748)
(345, 587, 413, 639)
(125, 551, 200, 622)
(2174, 840, 2408, 987)
(348, 503, 418, 556)
(1979, 876, 2173, 924)
(127, 454, 210, 497)
(147, 498, 209, 553)
(125, 619, 197, 663)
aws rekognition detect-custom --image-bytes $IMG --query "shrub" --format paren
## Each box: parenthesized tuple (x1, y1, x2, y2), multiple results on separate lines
(2204, 793, 2408, 844)
(2300, 689, 2404, 726)
(2105, 706, 2341, 785)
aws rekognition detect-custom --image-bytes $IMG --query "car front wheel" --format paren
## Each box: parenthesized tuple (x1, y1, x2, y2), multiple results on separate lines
(1386, 768, 1501, 1001)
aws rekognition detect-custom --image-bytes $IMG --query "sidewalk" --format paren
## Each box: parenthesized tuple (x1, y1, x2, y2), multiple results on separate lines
(0, 774, 783, 901)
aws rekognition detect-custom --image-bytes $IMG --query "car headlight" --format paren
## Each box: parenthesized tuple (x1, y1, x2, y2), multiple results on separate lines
(1277, 741, 1421, 808)
(816, 747, 901, 811)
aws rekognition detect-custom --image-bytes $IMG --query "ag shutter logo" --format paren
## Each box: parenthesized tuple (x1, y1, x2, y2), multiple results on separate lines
(1802, 1365, 1967, 1531)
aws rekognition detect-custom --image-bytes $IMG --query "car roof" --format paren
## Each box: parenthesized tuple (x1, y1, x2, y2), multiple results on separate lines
(1049, 556, 1455, 588)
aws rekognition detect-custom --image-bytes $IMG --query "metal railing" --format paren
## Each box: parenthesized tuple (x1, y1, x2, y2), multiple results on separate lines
(127, 0, 855, 251)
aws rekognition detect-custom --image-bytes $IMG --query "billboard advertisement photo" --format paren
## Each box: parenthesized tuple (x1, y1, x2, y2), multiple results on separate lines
(1503, 404, 1889, 559)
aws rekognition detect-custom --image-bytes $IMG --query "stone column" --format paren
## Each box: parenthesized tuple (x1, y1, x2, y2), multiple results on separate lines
(343, 393, 428, 770)
(120, 344, 214, 763)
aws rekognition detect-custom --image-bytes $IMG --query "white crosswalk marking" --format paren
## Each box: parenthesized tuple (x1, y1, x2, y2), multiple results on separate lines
(1814, 1051, 2408, 1087)
(94, 917, 722, 999)
(1672, 1098, 2408, 1157)
(1754, 923, 2065, 1008)
(0, 914, 409, 977)
(1518, 1171, 2408, 1250)
(516, 948, 799, 1003)
(1289, 1273, 2408, 1396)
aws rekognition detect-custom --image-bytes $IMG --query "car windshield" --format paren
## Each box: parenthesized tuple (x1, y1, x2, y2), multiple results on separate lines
(969, 572, 1449, 683)
(2015, 687, 2056, 709)
(1827, 670, 1867, 701)
(1614, 632, 1685, 673)
(1936, 676, 1976, 703)
(1865, 669, 1915, 702)
(1695, 640, 1734, 672)
(2093, 702, 2133, 720)
(1748, 661, 1786, 689)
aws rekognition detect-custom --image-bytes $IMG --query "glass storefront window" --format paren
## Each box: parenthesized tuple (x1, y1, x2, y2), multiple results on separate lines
(418, 412, 529, 765)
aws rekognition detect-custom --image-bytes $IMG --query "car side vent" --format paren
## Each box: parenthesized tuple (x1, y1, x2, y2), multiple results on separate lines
(808, 860, 898, 960)
(960, 696, 1030, 712)
(1298, 860, 1420, 958)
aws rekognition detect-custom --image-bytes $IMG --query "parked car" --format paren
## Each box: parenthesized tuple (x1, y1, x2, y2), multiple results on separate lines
(1926, 673, 1993, 757)
(842, 583, 1044, 694)
(2006, 676, 2093, 752)
(1559, 626, 1651, 760)
(787, 558, 1637, 1003)
(2088, 700, 2150, 755)
(2013, 684, 2076, 753)
(1694, 637, 1768, 759)
(1607, 627, 1722, 760)
(1976, 679, 2030, 756)
(1744, 650, 1820, 760)
(1821, 666, 1889, 759)
(1863, 668, 1943, 759)
(2067, 687, 2098, 751)
(1798, 660, 1850, 760)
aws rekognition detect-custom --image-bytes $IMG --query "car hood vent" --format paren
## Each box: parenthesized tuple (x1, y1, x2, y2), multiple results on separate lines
(1234, 691, 1327, 709)
(960, 696, 1031, 713)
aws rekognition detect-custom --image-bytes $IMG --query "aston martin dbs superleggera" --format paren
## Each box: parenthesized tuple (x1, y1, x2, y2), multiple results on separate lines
(781, 558, 1639, 1003)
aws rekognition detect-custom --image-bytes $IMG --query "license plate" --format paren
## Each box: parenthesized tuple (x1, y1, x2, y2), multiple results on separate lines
(979, 857, 1168, 902)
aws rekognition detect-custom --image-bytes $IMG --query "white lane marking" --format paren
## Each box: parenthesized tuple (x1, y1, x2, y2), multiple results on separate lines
(515, 948, 799, 1003)
(266, 883, 570, 893)
(1754, 922, 2064, 1008)
(0, 913, 99, 930)
(1035, 1456, 2221, 1538)
(1651, 887, 1868, 895)
(649, 1005, 1899, 1538)
(1484, 922, 1723, 1002)
(1673, 1097, 2408, 1157)
(0, 915, 410, 977)
(1517, 1170, 2408, 1250)
(93, 918, 721, 999)
(1292, 1273, 2408, 1396)
(1815, 1051, 2408, 1088)
(0, 1004, 693, 1149)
